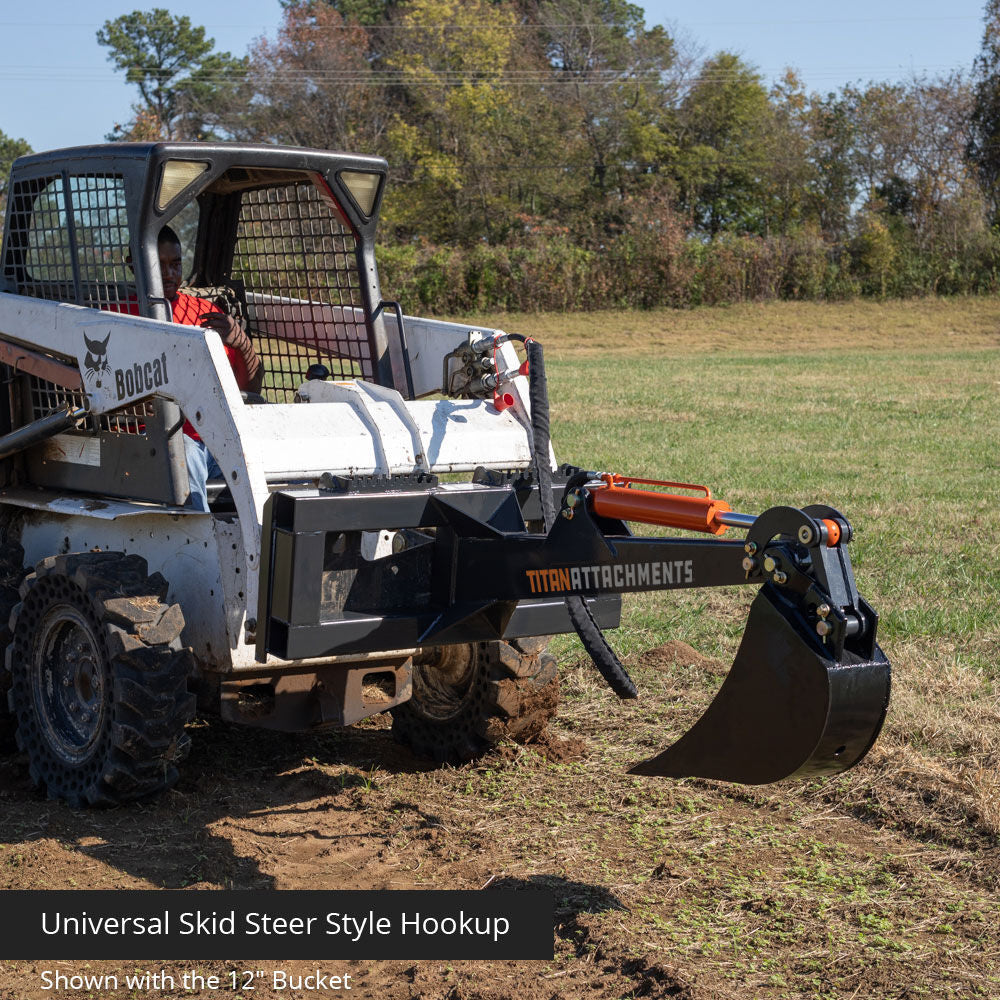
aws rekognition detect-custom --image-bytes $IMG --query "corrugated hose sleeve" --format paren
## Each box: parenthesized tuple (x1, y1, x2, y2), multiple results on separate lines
(525, 340, 638, 699)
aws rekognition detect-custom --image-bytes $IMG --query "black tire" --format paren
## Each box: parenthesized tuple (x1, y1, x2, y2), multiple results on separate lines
(5, 552, 195, 806)
(0, 540, 28, 750)
(391, 637, 558, 763)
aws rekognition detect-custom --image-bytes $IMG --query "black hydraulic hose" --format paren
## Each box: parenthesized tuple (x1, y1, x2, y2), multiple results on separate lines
(525, 340, 638, 699)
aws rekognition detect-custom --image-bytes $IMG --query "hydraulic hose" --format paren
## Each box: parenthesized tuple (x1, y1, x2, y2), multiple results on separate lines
(525, 339, 638, 699)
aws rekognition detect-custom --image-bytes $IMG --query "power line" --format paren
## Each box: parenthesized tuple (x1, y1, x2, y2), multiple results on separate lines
(0, 15, 983, 30)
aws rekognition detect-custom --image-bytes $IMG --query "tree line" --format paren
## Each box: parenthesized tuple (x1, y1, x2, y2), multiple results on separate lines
(7, 0, 1000, 311)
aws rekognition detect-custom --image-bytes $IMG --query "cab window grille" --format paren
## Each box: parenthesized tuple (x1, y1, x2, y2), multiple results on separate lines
(9, 174, 134, 311)
(230, 177, 376, 403)
(28, 376, 149, 438)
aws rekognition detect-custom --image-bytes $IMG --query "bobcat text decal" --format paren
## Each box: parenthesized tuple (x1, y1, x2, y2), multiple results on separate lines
(115, 353, 170, 401)
(526, 560, 694, 594)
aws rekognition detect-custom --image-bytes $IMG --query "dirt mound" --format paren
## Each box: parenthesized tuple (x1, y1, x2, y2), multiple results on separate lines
(640, 640, 724, 675)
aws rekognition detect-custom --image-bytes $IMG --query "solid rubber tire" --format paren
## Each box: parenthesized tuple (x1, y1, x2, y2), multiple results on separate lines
(391, 637, 558, 763)
(4, 552, 195, 806)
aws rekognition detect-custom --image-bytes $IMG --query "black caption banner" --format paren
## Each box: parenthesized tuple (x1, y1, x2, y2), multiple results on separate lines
(0, 890, 554, 960)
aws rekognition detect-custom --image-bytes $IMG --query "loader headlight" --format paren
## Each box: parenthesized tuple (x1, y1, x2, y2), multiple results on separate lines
(338, 170, 382, 217)
(156, 160, 210, 211)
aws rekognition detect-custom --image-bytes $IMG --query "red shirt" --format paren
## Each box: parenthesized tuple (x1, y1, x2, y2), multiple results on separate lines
(106, 292, 249, 441)
(170, 293, 250, 441)
(171, 292, 251, 390)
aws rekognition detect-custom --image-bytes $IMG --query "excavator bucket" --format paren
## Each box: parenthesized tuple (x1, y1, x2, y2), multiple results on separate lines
(629, 584, 891, 783)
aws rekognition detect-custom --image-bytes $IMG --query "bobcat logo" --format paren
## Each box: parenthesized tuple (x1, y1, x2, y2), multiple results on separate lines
(83, 332, 111, 388)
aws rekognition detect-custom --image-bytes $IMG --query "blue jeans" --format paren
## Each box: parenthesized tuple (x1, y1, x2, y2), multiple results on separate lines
(183, 435, 223, 512)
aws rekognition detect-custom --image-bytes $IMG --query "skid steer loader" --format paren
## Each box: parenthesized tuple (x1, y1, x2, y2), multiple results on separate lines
(0, 143, 890, 806)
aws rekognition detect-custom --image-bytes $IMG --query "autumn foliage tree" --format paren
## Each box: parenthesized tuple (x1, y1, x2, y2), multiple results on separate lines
(90, 2, 1000, 306)
(236, 1, 390, 151)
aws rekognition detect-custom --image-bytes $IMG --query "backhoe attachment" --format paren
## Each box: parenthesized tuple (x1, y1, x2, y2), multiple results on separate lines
(593, 486, 892, 784)
(259, 475, 890, 786)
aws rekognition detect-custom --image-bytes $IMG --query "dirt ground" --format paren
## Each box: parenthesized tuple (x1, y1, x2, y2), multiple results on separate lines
(1, 640, 998, 1000)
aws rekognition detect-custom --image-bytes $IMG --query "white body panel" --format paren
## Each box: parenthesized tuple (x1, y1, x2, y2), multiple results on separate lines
(0, 292, 548, 671)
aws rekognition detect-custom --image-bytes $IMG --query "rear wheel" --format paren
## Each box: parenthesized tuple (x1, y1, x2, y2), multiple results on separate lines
(391, 637, 558, 763)
(5, 552, 195, 806)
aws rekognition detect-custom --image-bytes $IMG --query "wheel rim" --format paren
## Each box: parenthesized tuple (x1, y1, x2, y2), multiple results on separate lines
(30, 603, 107, 764)
(411, 645, 479, 722)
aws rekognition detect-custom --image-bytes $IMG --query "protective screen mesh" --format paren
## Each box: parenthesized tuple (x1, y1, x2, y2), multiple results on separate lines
(27, 376, 150, 437)
(7, 173, 134, 310)
(7, 173, 142, 436)
(230, 177, 376, 402)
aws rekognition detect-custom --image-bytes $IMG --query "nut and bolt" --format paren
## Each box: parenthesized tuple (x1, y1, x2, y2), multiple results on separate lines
(817, 603, 831, 619)
(816, 620, 833, 637)
(744, 541, 758, 556)
(797, 525, 814, 545)
(772, 571, 788, 585)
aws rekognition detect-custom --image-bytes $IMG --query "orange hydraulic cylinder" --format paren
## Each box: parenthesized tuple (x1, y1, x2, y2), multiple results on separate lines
(589, 475, 732, 536)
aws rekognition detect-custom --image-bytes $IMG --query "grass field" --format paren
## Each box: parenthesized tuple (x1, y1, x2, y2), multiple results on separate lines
(1, 297, 998, 1000)
(470, 297, 1000, 995)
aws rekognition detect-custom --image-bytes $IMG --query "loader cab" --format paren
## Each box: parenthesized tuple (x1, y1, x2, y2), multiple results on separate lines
(0, 143, 396, 506)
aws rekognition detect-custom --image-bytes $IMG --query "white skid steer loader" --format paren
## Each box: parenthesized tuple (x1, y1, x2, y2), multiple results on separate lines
(0, 143, 890, 806)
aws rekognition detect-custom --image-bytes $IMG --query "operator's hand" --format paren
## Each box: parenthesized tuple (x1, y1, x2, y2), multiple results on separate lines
(199, 310, 244, 347)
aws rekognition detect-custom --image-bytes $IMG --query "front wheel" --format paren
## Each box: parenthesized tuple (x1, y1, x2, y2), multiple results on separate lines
(391, 637, 558, 763)
(5, 553, 195, 806)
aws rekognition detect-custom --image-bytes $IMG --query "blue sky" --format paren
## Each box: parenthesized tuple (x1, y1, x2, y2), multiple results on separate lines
(0, 1, 988, 154)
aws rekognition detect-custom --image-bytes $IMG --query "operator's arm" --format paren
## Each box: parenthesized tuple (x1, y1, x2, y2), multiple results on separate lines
(200, 312, 264, 395)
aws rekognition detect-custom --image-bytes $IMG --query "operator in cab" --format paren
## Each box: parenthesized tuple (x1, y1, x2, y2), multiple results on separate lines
(156, 225, 263, 511)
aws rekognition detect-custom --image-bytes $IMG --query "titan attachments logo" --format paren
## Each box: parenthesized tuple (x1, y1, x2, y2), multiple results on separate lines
(82, 332, 111, 388)
(525, 559, 695, 595)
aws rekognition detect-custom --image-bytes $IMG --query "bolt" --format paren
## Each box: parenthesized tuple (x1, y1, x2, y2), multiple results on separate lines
(817, 603, 831, 619)
(561, 508, 575, 520)
(742, 557, 757, 573)
(816, 620, 833, 637)
(763, 556, 778, 573)
(744, 541, 758, 556)
(798, 525, 814, 545)
(772, 571, 788, 585)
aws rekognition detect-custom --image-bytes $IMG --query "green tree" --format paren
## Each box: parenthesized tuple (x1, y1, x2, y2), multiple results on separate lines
(538, 0, 677, 233)
(803, 91, 858, 240)
(968, 1, 1000, 223)
(0, 129, 32, 238)
(675, 52, 774, 235)
(759, 71, 815, 236)
(96, 8, 246, 140)
(293, 0, 396, 25)
(0, 129, 31, 194)
(382, 0, 522, 243)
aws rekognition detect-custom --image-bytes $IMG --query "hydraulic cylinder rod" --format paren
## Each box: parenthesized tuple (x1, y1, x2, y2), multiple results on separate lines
(0, 406, 88, 462)
(588, 474, 740, 536)
(587, 474, 844, 547)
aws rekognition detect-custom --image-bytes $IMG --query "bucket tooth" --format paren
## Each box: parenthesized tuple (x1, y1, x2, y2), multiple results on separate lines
(629, 587, 891, 784)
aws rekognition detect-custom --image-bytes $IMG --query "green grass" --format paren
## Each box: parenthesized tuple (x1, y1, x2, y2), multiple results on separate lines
(534, 339, 999, 679)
